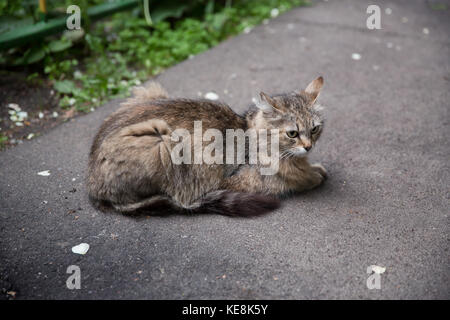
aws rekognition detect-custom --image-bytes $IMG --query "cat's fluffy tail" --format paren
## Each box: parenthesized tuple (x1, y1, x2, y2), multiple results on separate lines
(193, 190, 280, 217)
(120, 81, 168, 108)
(108, 191, 280, 217)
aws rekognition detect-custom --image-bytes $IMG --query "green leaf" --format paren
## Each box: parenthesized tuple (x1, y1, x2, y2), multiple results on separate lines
(54, 80, 77, 94)
(48, 39, 72, 52)
(25, 46, 46, 64)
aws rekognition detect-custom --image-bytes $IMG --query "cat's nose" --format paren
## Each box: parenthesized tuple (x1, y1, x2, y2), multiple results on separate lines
(304, 145, 312, 151)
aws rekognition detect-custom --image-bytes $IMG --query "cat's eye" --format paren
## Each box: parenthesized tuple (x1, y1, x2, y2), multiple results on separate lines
(311, 125, 320, 134)
(286, 130, 299, 138)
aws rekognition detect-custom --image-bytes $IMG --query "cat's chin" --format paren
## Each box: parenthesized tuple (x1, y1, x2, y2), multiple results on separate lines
(293, 147, 309, 156)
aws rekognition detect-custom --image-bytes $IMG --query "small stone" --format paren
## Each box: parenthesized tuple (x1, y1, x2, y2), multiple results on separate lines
(71, 243, 89, 255)
(204, 92, 219, 100)
(270, 8, 279, 18)
(371, 265, 386, 274)
(351, 53, 361, 60)
(422, 28, 429, 35)
(37, 170, 50, 176)
(8, 103, 21, 112)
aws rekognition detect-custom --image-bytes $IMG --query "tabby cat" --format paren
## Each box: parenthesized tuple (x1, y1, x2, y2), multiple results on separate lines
(87, 77, 327, 216)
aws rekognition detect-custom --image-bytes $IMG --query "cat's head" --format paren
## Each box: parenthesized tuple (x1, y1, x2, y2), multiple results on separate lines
(249, 77, 324, 157)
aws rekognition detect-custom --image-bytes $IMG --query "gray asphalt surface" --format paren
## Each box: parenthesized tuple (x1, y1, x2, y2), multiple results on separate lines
(1, 0, 449, 299)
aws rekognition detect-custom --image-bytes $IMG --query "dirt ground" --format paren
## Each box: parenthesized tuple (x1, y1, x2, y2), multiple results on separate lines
(0, 71, 79, 150)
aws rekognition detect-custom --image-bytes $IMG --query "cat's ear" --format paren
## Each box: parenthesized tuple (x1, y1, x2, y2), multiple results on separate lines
(257, 92, 282, 113)
(303, 76, 323, 104)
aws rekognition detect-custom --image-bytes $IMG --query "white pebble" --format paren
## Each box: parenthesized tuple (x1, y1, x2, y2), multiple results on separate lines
(270, 8, 279, 18)
(37, 170, 50, 176)
(371, 265, 386, 274)
(8, 103, 21, 112)
(72, 243, 90, 255)
(351, 53, 361, 60)
(243, 26, 253, 34)
(422, 28, 429, 35)
(204, 92, 219, 100)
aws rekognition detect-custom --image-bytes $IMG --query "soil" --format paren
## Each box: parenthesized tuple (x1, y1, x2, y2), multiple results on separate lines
(0, 71, 79, 150)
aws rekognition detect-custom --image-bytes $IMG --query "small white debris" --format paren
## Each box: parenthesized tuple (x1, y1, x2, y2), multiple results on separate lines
(270, 8, 279, 18)
(385, 8, 392, 15)
(204, 92, 219, 100)
(243, 26, 253, 34)
(73, 70, 82, 79)
(386, 42, 393, 48)
(71, 243, 90, 255)
(223, 89, 229, 94)
(17, 111, 27, 119)
(8, 103, 21, 112)
(15, 122, 24, 127)
(50, 90, 55, 96)
(371, 265, 386, 274)
(422, 28, 429, 35)
(372, 65, 380, 71)
(72, 178, 76, 181)
(37, 170, 51, 176)
(252, 97, 258, 104)
(68, 98, 76, 106)
(26, 133, 35, 140)
(42, 200, 48, 204)
(351, 53, 361, 60)
(52, 112, 59, 118)
(401, 17, 408, 23)
(38, 112, 44, 119)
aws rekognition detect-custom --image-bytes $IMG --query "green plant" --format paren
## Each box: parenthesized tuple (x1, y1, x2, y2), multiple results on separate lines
(0, 132, 7, 150)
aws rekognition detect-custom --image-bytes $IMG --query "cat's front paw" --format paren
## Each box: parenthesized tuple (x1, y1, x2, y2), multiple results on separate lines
(311, 163, 327, 180)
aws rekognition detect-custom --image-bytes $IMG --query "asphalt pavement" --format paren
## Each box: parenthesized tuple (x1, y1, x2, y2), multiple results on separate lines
(0, 0, 449, 299)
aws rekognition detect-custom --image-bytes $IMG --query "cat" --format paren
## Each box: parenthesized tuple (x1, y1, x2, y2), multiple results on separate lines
(87, 77, 327, 217)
